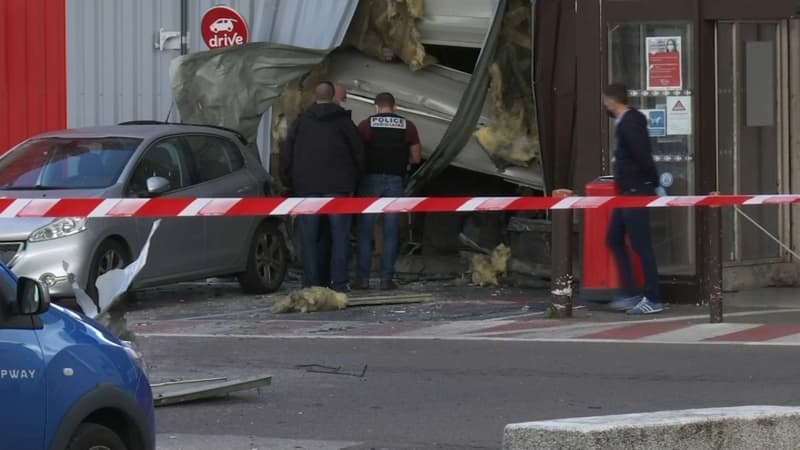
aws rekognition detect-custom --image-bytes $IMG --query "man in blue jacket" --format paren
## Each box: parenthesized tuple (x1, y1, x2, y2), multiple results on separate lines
(604, 84, 663, 315)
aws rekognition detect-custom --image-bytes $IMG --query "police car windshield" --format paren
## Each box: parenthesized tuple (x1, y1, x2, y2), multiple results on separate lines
(0, 137, 141, 190)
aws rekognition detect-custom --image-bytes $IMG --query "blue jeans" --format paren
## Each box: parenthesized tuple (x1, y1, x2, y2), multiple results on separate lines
(606, 190, 661, 302)
(299, 197, 351, 291)
(357, 174, 404, 281)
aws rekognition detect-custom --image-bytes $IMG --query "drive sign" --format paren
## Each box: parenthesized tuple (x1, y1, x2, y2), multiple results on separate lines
(201, 6, 249, 49)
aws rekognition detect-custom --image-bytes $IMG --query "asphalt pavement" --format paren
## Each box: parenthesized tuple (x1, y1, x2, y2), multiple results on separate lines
(125, 281, 800, 449)
(145, 337, 800, 450)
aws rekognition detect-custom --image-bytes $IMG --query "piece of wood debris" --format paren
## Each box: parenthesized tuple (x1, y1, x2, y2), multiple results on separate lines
(347, 293, 433, 307)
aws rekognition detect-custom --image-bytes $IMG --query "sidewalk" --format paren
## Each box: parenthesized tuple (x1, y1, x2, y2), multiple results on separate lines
(128, 282, 800, 346)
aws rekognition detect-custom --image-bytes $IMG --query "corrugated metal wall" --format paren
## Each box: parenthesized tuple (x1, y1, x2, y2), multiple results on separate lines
(66, 0, 181, 127)
(65, 0, 357, 129)
(0, 0, 67, 152)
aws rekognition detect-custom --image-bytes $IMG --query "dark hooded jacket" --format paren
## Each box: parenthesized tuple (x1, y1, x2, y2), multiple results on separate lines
(613, 108, 659, 194)
(279, 103, 365, 196)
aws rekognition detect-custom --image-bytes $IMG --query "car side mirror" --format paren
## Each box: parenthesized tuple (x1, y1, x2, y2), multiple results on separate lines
(146, 176, 170, 195)
(17, 278, 50, 316)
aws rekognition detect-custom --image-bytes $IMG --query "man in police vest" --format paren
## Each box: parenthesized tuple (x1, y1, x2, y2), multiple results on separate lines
(353, 92, 422, 291)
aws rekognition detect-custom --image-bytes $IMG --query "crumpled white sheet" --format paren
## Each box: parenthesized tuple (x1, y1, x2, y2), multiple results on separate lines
(66, 220, 161, 319)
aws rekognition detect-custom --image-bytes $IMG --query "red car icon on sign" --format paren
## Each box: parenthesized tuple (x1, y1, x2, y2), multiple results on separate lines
(210, 18, 237, 33)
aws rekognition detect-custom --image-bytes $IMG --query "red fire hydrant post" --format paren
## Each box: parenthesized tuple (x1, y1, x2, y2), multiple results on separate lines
(550, 189, 575, 318)
(706, 193, 723, 323)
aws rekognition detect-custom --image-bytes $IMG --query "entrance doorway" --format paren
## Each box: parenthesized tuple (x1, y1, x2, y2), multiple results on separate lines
(716, 22, 789, 264)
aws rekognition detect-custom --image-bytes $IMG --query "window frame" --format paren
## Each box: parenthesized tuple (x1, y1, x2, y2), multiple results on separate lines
(124, 135, 196, 197)
(181, 133, 246, 185)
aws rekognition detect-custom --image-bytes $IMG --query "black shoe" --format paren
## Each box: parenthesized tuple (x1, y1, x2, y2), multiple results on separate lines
(331, 284, 351, 294)
(380, 280, 398, 291)
(352, 279, 371, 290)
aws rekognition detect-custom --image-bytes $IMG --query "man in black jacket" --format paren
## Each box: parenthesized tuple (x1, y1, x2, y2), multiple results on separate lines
(279, 82, 365, 292)
(604, 84, 663, 315)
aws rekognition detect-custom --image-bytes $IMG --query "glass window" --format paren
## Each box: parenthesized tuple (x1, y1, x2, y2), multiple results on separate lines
(717, 22, 785, 263)
(608, 22, 695, 275)
(0, 137, 141, 190)
(184, 135, 244, 183)
(127, 137, 193, 196)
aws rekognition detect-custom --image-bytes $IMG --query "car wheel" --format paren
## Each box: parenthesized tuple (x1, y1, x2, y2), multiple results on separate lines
(87, 239, 130, 304)
(238, 221, 288, 294)
(66, 423, 127, 450)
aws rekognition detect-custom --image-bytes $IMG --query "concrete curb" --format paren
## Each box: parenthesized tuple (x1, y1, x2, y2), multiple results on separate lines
(502, 406, 800, 450)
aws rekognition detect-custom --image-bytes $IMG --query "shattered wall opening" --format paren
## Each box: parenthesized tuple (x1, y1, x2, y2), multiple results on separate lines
(425, 45, 480, 73)
(474, 0, 540, 172)
(169, 0, 551, 283)
(344, 0, 436, 71)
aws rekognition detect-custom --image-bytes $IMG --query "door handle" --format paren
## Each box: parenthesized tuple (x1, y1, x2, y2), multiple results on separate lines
(237, 186, 253, 194)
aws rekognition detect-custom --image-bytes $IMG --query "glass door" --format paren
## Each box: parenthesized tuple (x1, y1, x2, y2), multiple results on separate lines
(716, 22, 788, 264)
(608, 22, 696, 275)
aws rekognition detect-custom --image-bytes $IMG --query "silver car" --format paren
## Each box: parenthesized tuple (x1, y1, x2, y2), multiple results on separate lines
(0, 123, 289, 298)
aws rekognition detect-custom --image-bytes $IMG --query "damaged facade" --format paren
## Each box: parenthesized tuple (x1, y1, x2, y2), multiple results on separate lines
(6, 0, 800, 302)
(164, 0, 545, 285)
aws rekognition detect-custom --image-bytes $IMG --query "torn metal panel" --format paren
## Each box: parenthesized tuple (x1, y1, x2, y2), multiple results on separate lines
(169, 43, 328, 147)
(418, 0, 494, 48)
(328, 50, 543, 189)
(67, 220, 162, 345)
(152, 375, 272, 407)
(474, 0, 541, 171)
(344, 0, 435, 71)
(404, 0, 511, 194)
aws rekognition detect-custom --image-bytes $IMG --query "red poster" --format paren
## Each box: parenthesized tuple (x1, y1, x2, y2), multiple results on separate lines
(646, 37, 682, 91)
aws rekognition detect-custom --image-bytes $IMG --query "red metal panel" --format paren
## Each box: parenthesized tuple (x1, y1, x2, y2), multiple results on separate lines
(0, 0, 66, 154)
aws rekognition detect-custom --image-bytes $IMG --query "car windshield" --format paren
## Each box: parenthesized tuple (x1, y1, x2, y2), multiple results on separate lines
(0, 137, 141, 190)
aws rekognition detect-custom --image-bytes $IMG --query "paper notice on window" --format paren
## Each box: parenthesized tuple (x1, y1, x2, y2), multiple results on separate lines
(641, 109, 667, 137)
(646, 37, 683, 91)
(666, 96, 692, 136)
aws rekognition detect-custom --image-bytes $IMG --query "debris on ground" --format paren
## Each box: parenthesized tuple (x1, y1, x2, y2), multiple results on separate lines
(271, 287, 349, 314)
(151, 375, 272, 407)
(471, 243, 512, 286)
(349, 293, 433, 307)
(296, 364, 368, 378)
(66, 220, 162, 344)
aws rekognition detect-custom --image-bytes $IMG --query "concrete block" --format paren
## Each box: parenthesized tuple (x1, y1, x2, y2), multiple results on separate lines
(503, 406, 800, 450)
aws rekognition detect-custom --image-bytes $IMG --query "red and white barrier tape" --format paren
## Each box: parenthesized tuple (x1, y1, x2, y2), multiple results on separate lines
(0, 195, 797, 218)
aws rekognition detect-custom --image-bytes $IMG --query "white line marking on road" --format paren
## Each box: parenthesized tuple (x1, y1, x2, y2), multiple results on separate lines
(638, 323, 756, 342)
(137, 332, 800, 346)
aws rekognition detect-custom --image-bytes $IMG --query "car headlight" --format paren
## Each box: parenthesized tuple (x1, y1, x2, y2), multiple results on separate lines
(29, 218, 87, 242)
(122, 340, 148, 375)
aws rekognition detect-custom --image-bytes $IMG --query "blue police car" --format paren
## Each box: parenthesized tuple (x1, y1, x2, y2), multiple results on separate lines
(0, 261, 154, 450)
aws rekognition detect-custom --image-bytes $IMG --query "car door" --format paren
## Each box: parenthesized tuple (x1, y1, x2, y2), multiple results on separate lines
(183, 134, 260, 272)
(125, 136, 207, 283)
(0, 268, 46, 450)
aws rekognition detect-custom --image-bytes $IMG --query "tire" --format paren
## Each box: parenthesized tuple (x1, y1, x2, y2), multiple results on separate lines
(66, 423, 127, 450)
(86, 239, 130, 304)
(238, 221, 288, 294)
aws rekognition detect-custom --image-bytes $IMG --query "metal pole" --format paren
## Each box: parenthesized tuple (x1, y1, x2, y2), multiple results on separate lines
(706, 194, 723, 323)
(550, 189, 574, 318)
(180, 0, 188, 55)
